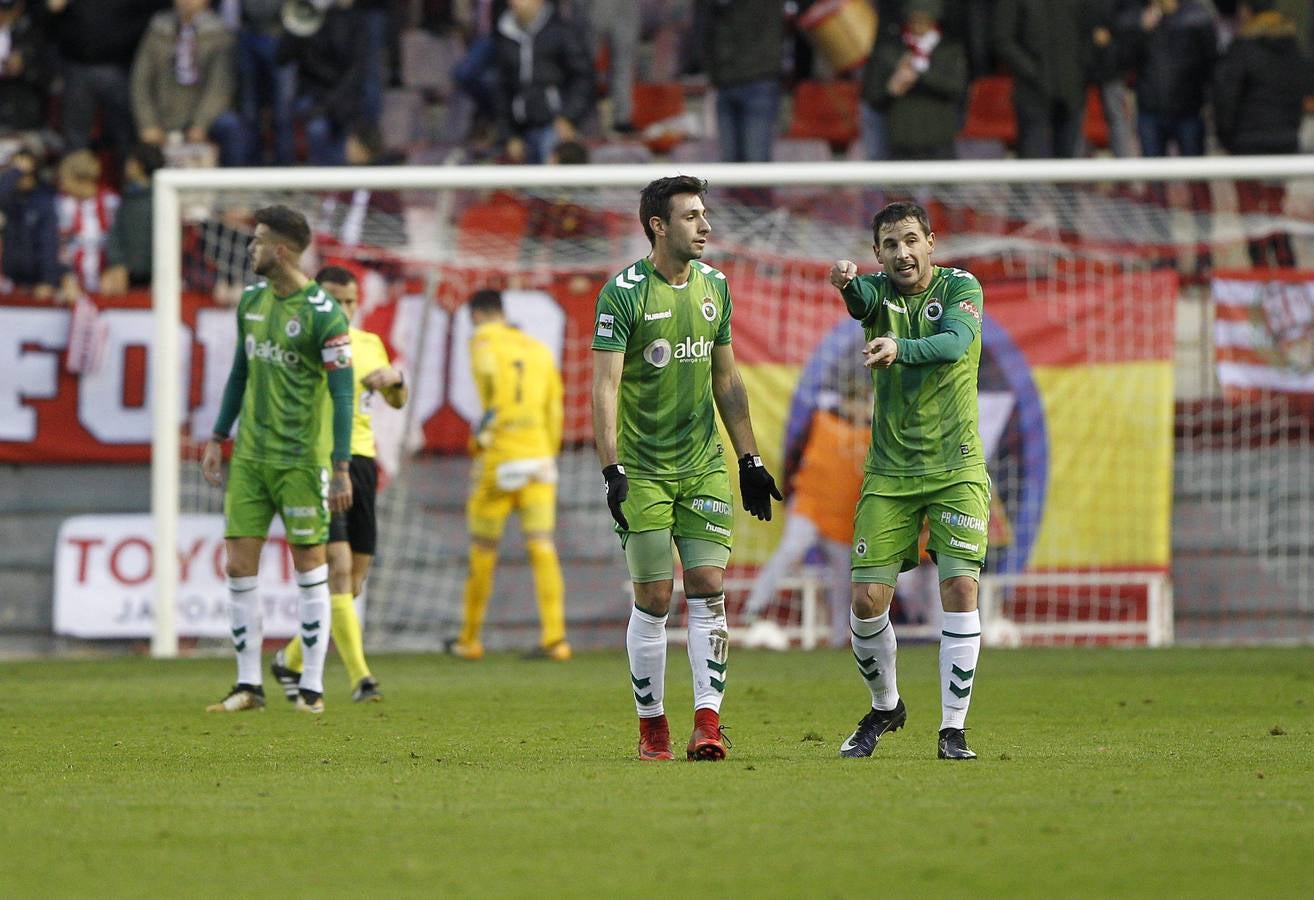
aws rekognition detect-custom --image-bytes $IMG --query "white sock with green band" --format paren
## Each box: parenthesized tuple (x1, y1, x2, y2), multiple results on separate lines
(851, 609, 899, 711)
(626, 606, 667, 718)
(940, 610, 981, 729)
(227, 575, 262, 686)
(686, 594, 728, 712)
(295, 565, 331, 696)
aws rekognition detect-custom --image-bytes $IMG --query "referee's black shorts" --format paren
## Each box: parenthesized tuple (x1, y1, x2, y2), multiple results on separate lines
(329, 455, 378, 554)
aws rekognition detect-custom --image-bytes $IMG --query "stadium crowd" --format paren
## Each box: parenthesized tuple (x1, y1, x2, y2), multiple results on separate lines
(1, 0, 1312, 299)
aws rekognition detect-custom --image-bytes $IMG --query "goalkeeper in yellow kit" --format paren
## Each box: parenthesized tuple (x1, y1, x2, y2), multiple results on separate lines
(453, 289, 569, 660)
(272, 266, 408, 701)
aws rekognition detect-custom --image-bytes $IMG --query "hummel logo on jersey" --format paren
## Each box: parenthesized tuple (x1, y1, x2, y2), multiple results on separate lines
(884, 300, 908, 314)
(245, 335, 301, 367)
(644, 309, 672, 321)
(244, 313, 265, 321)
(694, 261, 726, 280)
(949, 537, 980, 553)
(615, 264, 647, 289)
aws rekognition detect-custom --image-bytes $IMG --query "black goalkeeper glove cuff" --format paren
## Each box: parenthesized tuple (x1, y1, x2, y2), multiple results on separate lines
(602, 464, 629, 530)
(738, 453, 783, 522)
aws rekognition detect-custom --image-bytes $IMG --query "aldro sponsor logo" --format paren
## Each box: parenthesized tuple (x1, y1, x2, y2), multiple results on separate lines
(644, 335, 714, 368)
(245, 334, 301, 368)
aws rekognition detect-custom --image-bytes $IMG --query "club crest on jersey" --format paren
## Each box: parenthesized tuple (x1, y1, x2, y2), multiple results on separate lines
(925, 299, 944, 321)
(701, 298, 717, 322)
(285, 318, 302, 338)
(644, 338, 673, 368)
(855, 538, 867, 557)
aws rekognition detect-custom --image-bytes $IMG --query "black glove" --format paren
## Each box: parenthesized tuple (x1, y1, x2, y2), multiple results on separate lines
(738, 453, 783, 521)
(603, 464, 629, 530)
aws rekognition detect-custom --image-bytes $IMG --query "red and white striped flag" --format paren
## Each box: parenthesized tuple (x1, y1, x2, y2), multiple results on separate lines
(1212, 271, 1314, 400)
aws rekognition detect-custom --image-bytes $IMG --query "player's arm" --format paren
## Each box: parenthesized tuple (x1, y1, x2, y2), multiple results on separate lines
(829, 260, 878, 320)
(592, 348, 629, 529)
(322, 330, 354, 513)
(469, 336, 498, 449)
(711, 343, 783, 521)
(202, 339, 249, 486)
(545, 357, 564, 456)
(362, 343, 408, 409)
(873, 274, 983, 368)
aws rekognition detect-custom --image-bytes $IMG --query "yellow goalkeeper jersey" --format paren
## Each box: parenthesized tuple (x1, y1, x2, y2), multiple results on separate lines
(470, 320, 562, 463)
(349, 327, 393, 458)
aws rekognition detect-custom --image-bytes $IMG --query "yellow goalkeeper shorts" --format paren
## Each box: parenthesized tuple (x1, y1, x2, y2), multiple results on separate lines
(467, 456, 557, 540)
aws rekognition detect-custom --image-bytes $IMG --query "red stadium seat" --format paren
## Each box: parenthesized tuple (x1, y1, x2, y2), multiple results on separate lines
(787, 79, 860, 153)
(1084, 84, 1109, 150)
(958, 75, 1017, 147)
(631, 82, 686, 153)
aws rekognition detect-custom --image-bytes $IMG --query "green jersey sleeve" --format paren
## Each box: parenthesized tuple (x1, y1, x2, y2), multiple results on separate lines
(841, 274, 884, 324)
(592, 282, 636, 352)
(939, 268, 985, 339)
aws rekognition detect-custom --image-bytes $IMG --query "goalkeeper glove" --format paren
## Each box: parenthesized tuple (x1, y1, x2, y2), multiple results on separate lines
(738, 453, 783, 522)
(602, 464, 629, 530)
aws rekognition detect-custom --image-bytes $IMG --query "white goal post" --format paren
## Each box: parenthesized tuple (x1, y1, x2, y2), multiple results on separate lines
(151, 155, 1314, 657)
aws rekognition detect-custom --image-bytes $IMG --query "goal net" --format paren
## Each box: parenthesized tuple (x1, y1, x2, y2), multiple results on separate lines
(150, 158, 1314, 656)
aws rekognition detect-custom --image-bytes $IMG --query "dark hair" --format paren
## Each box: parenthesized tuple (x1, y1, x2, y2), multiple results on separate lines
(126, 143, 165, 177)
(469, 289, 503, 315)
(553, 140, 589, 165)
(639, 175, 708, 246)
(253, 205, 311, 252)
(872, 201, 931, 244)
(315, 265, 357, 288)
(348, 122, 384, 159)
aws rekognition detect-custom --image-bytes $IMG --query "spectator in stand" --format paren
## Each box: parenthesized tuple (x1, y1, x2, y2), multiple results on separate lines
(0, 0, 53, 139)
(131, 0, 247, 167)
(862, 0, 968, 161)
(699, 0, 785, 163)
(1214, 0, 1312, 268)
(224, 0, 296, 165)
(583, 0, 639, 133)
(1127, 0, 1216, 272)
(46, 0, 169, 156)
(280, 0, 366, 166)
(1085, 0, 1140, 158)
(55, 149, 119, 299)
(0, 147, 61, 300)
(994, 0, 1088, 158)
(452, 0, 507, 146)
(355, 0, 395, 127)
(493, 0, 594, 164)
(101, 143, 164, 294)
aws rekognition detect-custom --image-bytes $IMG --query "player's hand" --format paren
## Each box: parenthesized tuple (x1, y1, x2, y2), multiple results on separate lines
(202, 439, 224, 486)
(830, 260, 858, 290)
(602, 464, 629, 530)
(329, 467, 353, 513)
(362, 367, 400, 391)
(863, 336, 898, 369)
(738, 454, 783, 521)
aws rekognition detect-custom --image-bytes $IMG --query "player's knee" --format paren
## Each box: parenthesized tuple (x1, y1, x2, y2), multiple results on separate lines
(939, 575, 979, 612)
(634, 580, 673, 618)
(851, 581, 894, 619)
(684, 565, 724, 598)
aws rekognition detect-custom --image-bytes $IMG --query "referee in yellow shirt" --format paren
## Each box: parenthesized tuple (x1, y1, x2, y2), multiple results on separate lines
(273, 266, 408, 700)
(454, 289, 569, 660)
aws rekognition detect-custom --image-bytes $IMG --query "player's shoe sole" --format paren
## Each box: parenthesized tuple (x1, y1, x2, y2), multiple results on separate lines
(686, 710, 729, 761)
(352, 677, 383, 703)
(937, 727, 977, 760)
(839, 699, 907, 758)
(270, 649, 300, 702)
(205, 684, 266, 713)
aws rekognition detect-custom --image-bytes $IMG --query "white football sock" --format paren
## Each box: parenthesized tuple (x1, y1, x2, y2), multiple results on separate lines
(295, 564, 331, 695)
(686, 594, 728, 713)
(851, 609, 899, 711)
(626, 605, 667, 718)
(940, 610, 982, 730)
(227, 575, 262, 686)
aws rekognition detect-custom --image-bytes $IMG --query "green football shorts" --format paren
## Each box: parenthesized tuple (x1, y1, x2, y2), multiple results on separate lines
(224, 455, 331, 545)
(851, 464, 990, 578)
(616, 467, 734, 548)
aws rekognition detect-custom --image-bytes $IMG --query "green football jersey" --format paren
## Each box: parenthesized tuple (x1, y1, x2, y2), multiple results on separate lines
(592, 257, 733, 478)
(231, 280, 351, 467)
(842, 265, 985, 476)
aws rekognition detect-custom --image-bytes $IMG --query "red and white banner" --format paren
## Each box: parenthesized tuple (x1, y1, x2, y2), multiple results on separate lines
(53, 514, 301, 639)
(1212, 271, 1314, 399)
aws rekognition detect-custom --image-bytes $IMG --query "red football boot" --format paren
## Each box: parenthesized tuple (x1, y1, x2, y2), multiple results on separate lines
(637, 714, 674, 761)
(686, 708, 727, 761)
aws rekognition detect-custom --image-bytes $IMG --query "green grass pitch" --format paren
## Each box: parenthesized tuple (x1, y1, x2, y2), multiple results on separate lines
(4, 646, 1312, 897)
